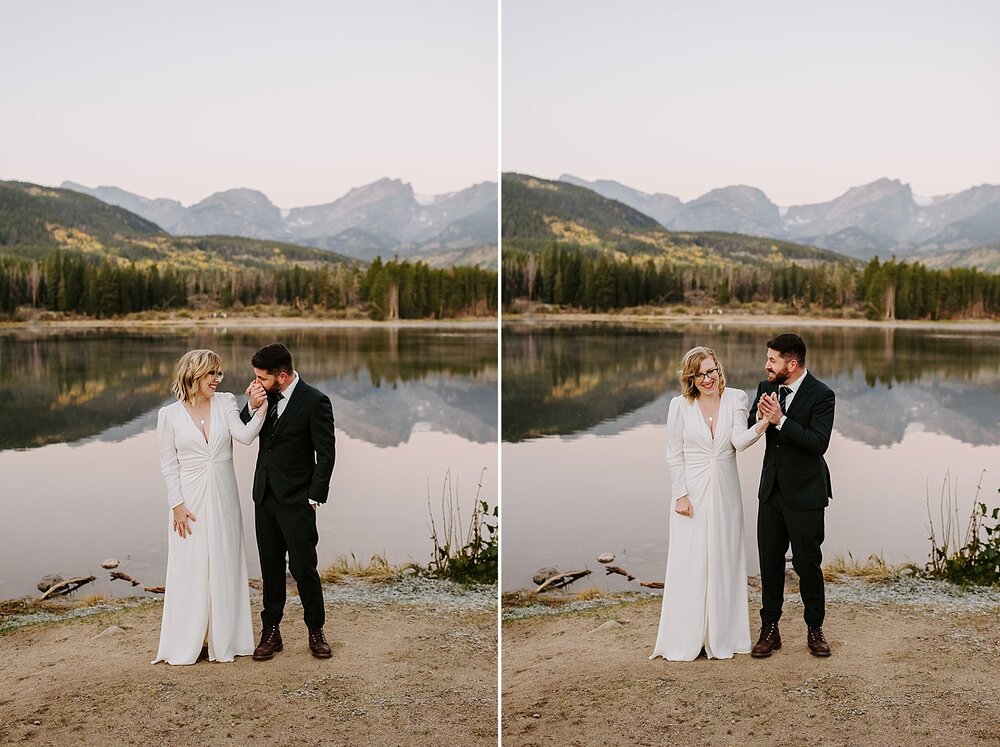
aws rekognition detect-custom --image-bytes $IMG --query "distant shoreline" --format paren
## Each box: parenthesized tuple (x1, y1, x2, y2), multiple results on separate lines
(0, 314, 499, 332)
(502, 311, 1000, 332)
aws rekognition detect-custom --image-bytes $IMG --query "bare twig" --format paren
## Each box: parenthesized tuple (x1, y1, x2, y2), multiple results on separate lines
(604, 565, 636, 581)
(534, 569, 591, 593)
(39, 576, 96, 600)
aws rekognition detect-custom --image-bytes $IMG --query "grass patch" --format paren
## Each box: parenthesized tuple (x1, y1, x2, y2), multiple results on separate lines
(823, 552, 915, 582)
(926, 470, 1000, 587)
(320, 553, 407, 584)
(425, 468, 497, 585)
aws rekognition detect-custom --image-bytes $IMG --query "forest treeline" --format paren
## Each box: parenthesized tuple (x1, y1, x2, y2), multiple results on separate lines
(0, 250, 497, 319)
(503, 244, 1000, 320)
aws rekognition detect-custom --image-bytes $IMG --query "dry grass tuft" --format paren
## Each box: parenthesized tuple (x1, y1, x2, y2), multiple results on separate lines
(823, 552, 914, 582)
(321, 553, 405, 584)
(573, 587, 606, 602)
(78, 593, 110, 607)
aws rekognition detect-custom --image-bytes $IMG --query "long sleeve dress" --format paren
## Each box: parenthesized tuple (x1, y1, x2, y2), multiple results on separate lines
(152, 392, 265, 665)
(650, 387, 764, 661)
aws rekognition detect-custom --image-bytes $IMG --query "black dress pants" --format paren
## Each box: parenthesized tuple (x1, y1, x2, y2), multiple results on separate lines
(757, 483, 826, 629)
(255, 485, 325, 631)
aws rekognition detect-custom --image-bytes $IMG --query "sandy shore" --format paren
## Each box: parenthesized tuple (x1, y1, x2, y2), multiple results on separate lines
(1, 579, 497, 747)
(502, 579, 1000, 747)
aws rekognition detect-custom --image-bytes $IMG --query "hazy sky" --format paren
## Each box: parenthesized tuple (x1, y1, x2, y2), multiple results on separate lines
(503, 0, 1000, 205)
(0, 1, 497, 207)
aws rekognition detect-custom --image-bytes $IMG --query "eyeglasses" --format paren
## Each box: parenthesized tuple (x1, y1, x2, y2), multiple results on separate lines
(207, 370, 225, 381)
(696, 368, 719, 381)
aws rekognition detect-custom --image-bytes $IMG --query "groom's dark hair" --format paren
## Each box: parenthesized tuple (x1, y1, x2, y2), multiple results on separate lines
(252, 342, 293, 374)
(767, 333, 806, 365)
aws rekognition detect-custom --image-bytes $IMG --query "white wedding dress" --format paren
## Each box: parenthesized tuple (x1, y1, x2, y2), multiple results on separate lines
(152, 392, 265, 665)
(650, 387, 764, 661)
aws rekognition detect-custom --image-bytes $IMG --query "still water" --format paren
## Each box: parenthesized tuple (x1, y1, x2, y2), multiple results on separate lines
(502, 321, 1000, 591)
(0, 325, 497, 600)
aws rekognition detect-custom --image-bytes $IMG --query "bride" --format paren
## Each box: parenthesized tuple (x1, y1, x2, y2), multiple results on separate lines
(152, 349, 268, 665)
(650, 346, 768, 661)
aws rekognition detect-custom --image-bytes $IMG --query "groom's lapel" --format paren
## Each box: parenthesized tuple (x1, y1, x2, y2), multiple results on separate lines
(273, 380, 308, 439)
(785, 372, 815, 417)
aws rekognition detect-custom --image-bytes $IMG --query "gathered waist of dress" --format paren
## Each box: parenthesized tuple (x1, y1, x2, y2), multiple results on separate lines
(177, 454, 234, 467)
(682, 448, 736, 461)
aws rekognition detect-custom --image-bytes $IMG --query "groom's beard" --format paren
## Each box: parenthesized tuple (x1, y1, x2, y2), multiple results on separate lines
(766, 369, 790, 384)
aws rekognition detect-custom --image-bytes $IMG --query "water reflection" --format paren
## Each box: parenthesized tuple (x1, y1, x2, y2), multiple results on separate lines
(0, 326, 497, 600)
(502, 323, 1000, 447)
(501, 321, 1000, 591)
(1, 327, 497, 451)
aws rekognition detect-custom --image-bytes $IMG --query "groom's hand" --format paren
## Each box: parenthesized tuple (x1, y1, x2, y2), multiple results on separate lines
(760, 393, 783, 425)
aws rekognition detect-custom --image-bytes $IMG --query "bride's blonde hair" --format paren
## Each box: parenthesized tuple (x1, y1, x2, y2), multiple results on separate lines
(678, 346, 726, 401)
(171, 349, 222, 405)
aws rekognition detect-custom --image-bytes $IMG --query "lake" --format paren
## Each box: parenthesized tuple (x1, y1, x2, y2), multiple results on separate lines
(501, 320, 1000, 592)
(0, 324, 497, 600)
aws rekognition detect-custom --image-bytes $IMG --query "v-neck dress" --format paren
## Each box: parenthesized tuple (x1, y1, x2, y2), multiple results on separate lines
(650, 387, 764, 661)
(153, 392, 266, 665)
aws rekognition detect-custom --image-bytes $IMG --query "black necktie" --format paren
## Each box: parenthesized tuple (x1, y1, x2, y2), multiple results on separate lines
(778, 386, 791, 414)
(266, 392, 284, 436)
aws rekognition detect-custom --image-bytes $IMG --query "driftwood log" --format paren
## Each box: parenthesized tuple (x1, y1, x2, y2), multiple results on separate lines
(110, 571, 141, 587)
(39, 575, 96, 600)
(604, 565, 636, 581)
(144, 586, 165, 594)
(534, 569, 591, 593)
(640, 581, 664, 589)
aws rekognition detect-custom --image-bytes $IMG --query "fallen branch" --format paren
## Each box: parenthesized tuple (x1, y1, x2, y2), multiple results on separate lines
(640, 581, 664, 589)
(604, 565, 636, 581)
(39, 575, 96, 600)
(110, 572, 140, 587)
(144, 586, 165, 594)
(534, 570, 591, 593)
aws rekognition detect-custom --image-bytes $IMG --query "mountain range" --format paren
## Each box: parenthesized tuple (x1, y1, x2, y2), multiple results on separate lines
(560, 174, 1000, 270)
(62, 178, 498, 269)
(502, 173, 852, 268)
(0, 180, 356, 271)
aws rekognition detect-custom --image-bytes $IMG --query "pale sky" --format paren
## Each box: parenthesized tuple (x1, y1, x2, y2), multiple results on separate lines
(0, 1, 498, 207)
(503, 0, 1000, 205)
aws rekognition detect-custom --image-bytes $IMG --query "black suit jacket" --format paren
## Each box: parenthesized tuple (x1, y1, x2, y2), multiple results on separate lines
(749, 372, 834, 510)
(240, 378, 336, 506)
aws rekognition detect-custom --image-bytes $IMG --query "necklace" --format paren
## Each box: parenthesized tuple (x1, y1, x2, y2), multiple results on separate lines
(708, 415, 713, 422)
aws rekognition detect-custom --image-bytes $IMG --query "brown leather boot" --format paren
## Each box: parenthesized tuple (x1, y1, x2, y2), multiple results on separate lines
(807, 627, 831, 657)
(308, 628, 332, 659)
(751, 622, 781, 658)
(253, 625, 282, 661)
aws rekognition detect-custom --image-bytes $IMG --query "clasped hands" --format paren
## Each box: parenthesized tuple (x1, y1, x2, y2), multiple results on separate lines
(244, 381, 268, 410)
(757, 392, 783, 426)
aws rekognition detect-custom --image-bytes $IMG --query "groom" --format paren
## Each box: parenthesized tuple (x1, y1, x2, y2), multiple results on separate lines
(241, 342, 336, 660)
(748, 333, 835, 658)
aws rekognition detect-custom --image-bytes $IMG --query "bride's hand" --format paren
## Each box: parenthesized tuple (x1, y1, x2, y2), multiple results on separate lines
(674, 495, 693, 518)
(172, 504, 197, 539)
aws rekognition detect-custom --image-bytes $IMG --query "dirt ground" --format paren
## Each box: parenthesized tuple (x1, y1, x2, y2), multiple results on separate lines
(502, 593, 1000, 747)
(0, 589, 497, 747)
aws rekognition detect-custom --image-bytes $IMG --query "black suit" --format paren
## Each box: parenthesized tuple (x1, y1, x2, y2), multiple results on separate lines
(241, 377, 336, 631)
(749, 372, 834, 629)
